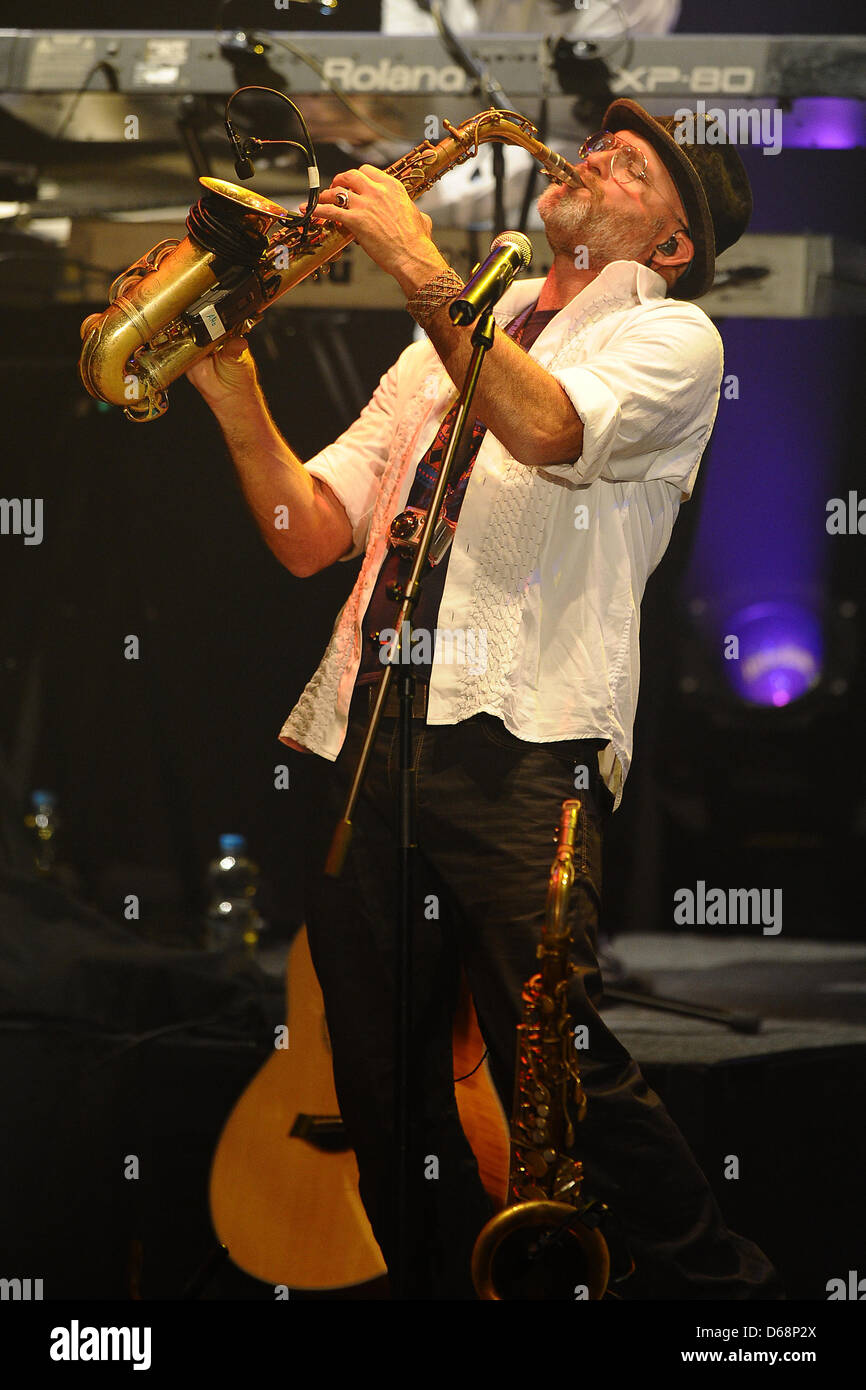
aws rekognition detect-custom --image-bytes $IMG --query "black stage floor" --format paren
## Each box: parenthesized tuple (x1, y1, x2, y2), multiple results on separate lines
(1, 869, 863, 1301)
(603, 931, 866, 1049)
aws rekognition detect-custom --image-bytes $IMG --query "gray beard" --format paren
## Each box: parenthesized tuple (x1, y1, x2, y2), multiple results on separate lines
(537, 183, 664, 272)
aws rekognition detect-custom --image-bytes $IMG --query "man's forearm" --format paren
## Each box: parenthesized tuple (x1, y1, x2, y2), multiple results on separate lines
(424, 302, 585, 468)
(303, 170, 584, 469)
(210, 386, 332, 576)
(394, 248, 585, 469)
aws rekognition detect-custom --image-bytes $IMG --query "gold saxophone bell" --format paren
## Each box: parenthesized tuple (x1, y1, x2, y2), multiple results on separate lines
(471, 1200, 610, 1301)
(78, 108, 582, 422)
(197, 177, 293, 219)
(470, 800, 613, 1300)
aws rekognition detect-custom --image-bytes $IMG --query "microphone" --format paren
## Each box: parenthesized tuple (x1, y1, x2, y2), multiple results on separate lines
(225, 118, 256, 181)
(449, 232, 533, 327)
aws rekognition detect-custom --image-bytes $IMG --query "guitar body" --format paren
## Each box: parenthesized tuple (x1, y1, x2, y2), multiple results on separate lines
(208, 925, 508, 1291)
(209, 925, 384, 1289)
(452, 972, 510, 1211)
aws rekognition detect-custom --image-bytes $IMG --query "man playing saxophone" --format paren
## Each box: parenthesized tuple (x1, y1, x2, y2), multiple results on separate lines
(186, 99, 781, 1300)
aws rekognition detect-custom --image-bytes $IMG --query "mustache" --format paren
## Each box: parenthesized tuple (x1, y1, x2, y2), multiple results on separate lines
(540, 172, 598, 213)
(548, 167, 597, 198)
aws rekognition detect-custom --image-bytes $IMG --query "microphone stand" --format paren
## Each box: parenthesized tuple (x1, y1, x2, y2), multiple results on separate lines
(324, 303, 497, 1300)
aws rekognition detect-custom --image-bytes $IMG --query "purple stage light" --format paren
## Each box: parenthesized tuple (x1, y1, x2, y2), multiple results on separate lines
(725, 602, 823, 708)
(782, 99, 866, 150)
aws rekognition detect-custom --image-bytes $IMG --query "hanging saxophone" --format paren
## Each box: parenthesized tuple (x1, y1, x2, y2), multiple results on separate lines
(78, 108, 581, 422)
(471, 799, 612, 1301)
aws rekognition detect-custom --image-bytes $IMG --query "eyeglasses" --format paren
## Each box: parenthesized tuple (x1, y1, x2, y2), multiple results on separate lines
(576, 131, 690, 236)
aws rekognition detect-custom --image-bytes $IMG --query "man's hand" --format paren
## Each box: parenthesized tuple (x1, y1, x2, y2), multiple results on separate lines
(305, 166, 450, 297)
(302, 164, 583, 470)
(184, 336, 259, 414)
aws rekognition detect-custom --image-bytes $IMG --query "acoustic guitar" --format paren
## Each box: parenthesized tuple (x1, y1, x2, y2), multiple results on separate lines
(208, 925, 509, 1290)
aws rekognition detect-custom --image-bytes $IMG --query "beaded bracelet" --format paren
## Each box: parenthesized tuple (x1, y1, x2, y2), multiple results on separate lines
(406, 268, 464, 329)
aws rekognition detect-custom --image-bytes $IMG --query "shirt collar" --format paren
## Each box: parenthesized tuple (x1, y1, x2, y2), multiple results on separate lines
(496, 259, 668, 325)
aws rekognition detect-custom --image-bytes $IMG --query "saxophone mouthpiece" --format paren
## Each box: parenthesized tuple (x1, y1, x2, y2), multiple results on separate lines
(544, 150, 585, 190)
(563, 170, 586, 190)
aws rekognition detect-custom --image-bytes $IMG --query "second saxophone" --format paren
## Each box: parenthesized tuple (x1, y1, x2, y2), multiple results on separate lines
(471, 799, 613, 1300)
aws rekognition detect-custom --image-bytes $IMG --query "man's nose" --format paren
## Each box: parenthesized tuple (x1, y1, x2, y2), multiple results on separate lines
(586, 148, 614, 173)
(579, 149, 613, 179)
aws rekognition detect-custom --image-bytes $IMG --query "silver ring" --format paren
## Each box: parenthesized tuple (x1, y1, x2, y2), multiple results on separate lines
(334, 188, 349, 209)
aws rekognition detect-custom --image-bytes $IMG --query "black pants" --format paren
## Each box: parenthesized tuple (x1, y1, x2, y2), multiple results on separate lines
(294, 698, 783, 1300)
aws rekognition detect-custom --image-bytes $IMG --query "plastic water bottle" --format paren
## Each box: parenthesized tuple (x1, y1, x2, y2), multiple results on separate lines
(205, 833, 262, 953)
(25, 789, 58, 875)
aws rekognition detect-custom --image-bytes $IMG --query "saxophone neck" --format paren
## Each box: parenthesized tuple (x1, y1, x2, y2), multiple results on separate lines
(385, 108, 582, 202)
(464, 110, 582, 189)
(542, 799, 580, 956)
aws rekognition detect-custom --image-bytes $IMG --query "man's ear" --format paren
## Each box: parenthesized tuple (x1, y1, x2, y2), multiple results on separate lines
(652, 229, 694, 272)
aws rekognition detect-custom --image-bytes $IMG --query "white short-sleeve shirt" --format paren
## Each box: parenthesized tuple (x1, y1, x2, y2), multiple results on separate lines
(278, 260, 723, 811)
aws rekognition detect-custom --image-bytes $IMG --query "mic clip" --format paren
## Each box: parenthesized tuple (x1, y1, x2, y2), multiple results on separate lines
(225, 118, 261, 181)
(235, 140, 260, 181)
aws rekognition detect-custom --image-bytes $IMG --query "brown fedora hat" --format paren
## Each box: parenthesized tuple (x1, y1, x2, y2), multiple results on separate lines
(601, 97, 754, 300)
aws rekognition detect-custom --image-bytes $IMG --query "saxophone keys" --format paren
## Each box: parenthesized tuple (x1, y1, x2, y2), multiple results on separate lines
(515, 1182, 547, 1204)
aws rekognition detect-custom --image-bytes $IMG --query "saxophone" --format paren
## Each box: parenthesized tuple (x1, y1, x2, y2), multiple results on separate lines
(471, 799, 611, 1301)
(78, 109, 581, 422)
